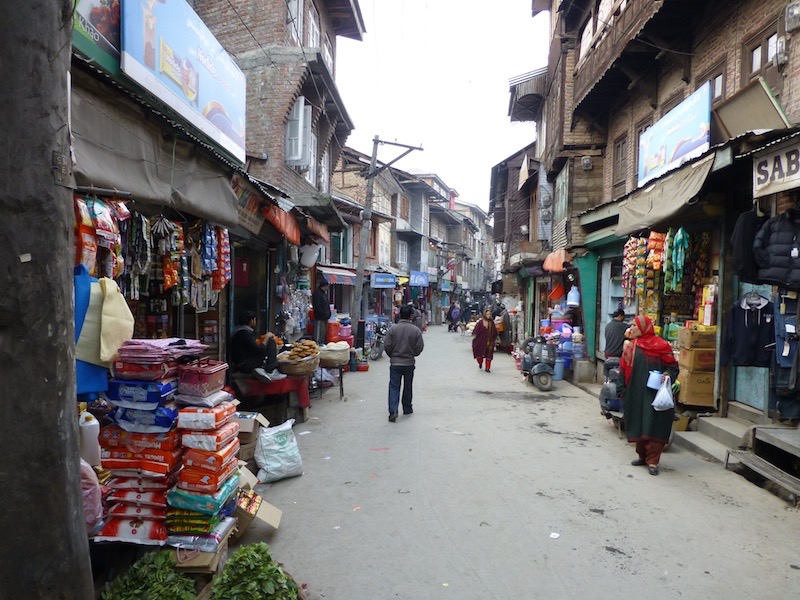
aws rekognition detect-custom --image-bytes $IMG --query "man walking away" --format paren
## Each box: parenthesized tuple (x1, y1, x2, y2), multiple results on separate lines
(312, 280, 331, 345)
(605, 308, 628, 358)
(384, 304, 425, 422)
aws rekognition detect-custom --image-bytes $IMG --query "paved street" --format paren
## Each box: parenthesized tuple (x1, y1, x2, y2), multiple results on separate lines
(248, 325, 800, 599)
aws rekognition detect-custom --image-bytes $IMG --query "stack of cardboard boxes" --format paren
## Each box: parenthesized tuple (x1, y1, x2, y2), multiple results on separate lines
(677, 327, 717, 407)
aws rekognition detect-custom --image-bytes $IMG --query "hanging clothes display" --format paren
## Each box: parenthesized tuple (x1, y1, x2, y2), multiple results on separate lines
(731, 206, 769, 284)
(671, 227, 690, 290)
(752, 207, 800, 288)
(720, 293, 774, 368)
(769, 292, 800, 420)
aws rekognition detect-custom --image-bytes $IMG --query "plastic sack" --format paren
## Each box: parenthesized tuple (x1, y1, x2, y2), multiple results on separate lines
(255, 419, 304, 483)
(652, 375, 675, 411)
(81, 458, 103, 535)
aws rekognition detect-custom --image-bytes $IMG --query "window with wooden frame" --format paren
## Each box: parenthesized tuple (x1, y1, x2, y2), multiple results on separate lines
(661, 92, 684, 117)
(743, 19, 785, 96)
(400, 195, 410, 221)
(613, 135, 628, 196)
(697, 61, 726, 106)
(743, 22, 779, 84)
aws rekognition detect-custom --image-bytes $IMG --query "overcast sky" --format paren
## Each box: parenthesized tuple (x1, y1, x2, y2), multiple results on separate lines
(335, 1, 550, 212)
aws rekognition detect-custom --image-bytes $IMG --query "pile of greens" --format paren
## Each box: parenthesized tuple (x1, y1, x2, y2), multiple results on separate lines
(212, 542, 299, 600)
(101, 551, 196, 600)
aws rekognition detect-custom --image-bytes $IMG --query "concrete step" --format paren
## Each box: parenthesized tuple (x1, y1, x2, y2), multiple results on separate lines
(696, 416, 749, 449)
(727, 401, 768, 426)
(672, 431, 730, 463)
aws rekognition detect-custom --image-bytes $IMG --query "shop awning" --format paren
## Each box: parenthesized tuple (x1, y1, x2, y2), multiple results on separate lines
(71, 85, 239, 228)
(317, 265, 356, 286)
(714, 77, 791, 140)
(615, 153, 715, 237)
(291, 192, 346, 230)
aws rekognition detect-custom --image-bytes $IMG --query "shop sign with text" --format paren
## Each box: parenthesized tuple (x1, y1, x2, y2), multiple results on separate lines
(371, 273, 396, 289)
(753, 141, 800, 198)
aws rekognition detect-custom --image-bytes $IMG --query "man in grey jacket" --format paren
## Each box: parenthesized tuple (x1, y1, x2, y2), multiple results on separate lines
(384, 304, 425, 422)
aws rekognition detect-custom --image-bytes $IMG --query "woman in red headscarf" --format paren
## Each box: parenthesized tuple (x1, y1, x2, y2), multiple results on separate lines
(618, 315, 678, 475)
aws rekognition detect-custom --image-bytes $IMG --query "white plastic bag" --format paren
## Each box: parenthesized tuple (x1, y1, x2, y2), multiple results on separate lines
(652, 375, 675, 411)
(254, 419, 304, 483)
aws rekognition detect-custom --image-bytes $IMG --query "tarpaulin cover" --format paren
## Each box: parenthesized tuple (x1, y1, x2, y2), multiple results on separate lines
(261, 203, 300, 246)
(615, 154, 715, 237)
(71, 84, 239, 227)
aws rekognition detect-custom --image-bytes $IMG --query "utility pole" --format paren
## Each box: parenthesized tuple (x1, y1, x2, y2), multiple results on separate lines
(352, 136, 422, 324)
(0, 1, 94, 597)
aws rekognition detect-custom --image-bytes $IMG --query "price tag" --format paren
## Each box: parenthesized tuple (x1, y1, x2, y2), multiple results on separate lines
(787, 324, 796, 334)
(784, 341, 792, 357)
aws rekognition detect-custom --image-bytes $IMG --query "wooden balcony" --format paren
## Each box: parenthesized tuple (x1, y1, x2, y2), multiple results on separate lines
(573, 0, 663, 110)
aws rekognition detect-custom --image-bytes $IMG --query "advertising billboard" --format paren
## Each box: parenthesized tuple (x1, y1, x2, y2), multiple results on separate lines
(120, 0, 246, 163)
(73, 0, 123, 76)
(637, 82, 711, 187)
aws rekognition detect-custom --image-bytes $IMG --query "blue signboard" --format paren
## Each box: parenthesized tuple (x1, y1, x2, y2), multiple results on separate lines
(440, 280, 453, 292)
(371, 273, 397, 289)
(637, 82, 711, 187)
(409, 270, 429, 287)
(121, 0, 246, 163)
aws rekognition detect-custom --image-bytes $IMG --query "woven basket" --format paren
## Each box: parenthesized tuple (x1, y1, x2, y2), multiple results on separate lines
(277, 354, 320, 376)
(318, 347, 350, 368)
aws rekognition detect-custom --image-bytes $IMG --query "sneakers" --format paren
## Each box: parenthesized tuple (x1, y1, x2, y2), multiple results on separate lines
(388, 413, 397, 422)
(253, 368, 271, 383)
(267, 369, 287, 380)
(254, 368, 287, 383)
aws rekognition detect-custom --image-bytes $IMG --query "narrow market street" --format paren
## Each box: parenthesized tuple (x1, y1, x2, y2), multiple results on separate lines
(248, 325, 800, 600)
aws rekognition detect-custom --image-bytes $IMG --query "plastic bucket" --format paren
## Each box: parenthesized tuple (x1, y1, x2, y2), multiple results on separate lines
(554, 358, 565, 380)
(646, 370, 663, 390)
(562, 355, 572, 369)
(326, 321, 341, 342)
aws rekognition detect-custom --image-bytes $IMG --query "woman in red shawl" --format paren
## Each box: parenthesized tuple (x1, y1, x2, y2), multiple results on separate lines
(472, 309, 498, 372)
(618, 315, 678, 475)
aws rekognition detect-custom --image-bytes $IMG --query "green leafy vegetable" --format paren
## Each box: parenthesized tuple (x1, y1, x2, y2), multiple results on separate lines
(101, 550, 196, 600)
(212, 542, 298, 600)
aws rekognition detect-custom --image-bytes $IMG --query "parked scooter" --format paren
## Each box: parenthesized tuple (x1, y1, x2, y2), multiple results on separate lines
(522, 335, 556, 391)
(599, 357, 623, 416)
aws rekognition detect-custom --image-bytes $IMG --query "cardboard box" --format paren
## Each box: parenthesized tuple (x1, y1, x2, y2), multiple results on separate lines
(174, 538, 228, 574)
(678, 328, 717, 349)
(239, 440, 257, 461)
(234, 411, 270, 445)
(678, 347, 716, 372)
(230, 488, 282, 541)
(678, 367, 715, 407)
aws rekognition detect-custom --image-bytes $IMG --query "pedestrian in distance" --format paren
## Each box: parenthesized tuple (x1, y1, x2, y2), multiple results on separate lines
(446, 301, 456, 331)
(617, 315, 678, 475)
(384, 304, 425, 422)
(604, 308, 628, 358)
(472, 308, 498, 372)
(312, 280, 331, 345)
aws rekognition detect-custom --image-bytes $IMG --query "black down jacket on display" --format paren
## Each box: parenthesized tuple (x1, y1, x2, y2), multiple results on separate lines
(753, 208, 800, 287)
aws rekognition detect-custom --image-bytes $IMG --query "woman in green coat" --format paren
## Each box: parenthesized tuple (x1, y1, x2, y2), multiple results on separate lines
(618, 315, 678, 475)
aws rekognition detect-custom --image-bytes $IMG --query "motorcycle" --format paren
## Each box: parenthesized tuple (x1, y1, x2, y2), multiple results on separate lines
(367, 321, 389, 360)
(522, 335, 556, 391)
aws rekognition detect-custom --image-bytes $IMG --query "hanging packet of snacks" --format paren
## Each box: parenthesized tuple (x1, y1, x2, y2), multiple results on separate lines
(108, 200, 130, 280)
(663, 228, 675, 292)
(201, 223, 218, 275)
(127, 213, 152, 301)
(74, 196, 98, 275)
(635, 237, 648, 298)
(87, 198, 120, 279)
(212, 227, 232, 291)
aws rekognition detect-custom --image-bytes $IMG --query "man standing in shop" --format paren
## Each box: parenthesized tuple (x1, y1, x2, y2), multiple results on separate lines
(312, 280, 332, 345)
(605, 308, 628, 358)
(384, 304, 425, 422)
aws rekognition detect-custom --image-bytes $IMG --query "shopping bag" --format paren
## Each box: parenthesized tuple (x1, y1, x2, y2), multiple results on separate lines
(652, 375, 675, 411)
